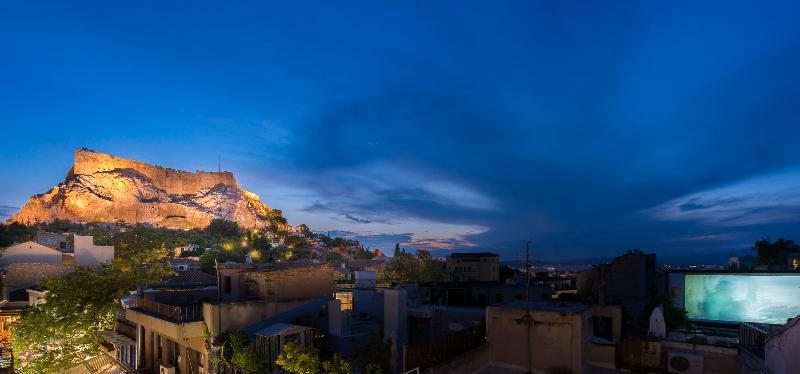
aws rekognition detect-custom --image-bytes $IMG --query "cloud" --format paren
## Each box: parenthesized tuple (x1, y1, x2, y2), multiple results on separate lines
(344, 214, 371, 224)
(648, 170, 800, 227)
(0, 206, 17, 221)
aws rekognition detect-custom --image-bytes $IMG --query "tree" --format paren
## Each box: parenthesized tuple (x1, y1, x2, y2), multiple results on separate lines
(228, 332, 267, 373)
(321, 353, 351, 374)
(322, 252, 348, 266)
(383, 250, 445, 283)
(754, 237, 800, 266)
(206, 219, 242, 239)
(355, 248, 376, 260)
(0, 222, 34, 247)
(12, 262, 171, 373)
(499, 265, 516, 283)
(276, 342, 320, 374)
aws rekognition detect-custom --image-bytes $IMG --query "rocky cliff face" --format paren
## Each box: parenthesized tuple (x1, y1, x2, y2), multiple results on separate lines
(8, 149, 282, 229)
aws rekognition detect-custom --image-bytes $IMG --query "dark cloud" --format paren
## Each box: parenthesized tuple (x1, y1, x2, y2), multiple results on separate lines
(344, 214, 371, 224)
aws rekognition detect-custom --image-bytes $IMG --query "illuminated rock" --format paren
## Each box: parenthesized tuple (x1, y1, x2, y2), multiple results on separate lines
(8, 149, 281, 229)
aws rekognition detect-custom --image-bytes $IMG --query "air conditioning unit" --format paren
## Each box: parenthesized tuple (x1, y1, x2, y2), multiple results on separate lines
(160, 365, 176, 374)
(667, 351, 703, 374)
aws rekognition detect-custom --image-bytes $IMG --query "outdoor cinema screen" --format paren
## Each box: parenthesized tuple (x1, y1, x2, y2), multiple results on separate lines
(684, 274, 800, 324)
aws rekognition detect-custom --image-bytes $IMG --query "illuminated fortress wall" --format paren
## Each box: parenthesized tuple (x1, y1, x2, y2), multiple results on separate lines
(73, 149, 236, 195)
(684, 274, 800, 324)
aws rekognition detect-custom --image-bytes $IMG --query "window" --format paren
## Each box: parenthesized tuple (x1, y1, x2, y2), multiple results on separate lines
(245, 280, 257, 297)
(592, 316, 614, 342)
(223, 276, 232, 294)
(168, 340, 181, 374)
(156, 334, 163, 362)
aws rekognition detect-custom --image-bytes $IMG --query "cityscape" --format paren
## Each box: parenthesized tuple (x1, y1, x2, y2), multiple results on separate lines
(2, 1, 800, 374)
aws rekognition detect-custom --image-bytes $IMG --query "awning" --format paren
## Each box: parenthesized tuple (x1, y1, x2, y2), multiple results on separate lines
(97, 330, 135, 346)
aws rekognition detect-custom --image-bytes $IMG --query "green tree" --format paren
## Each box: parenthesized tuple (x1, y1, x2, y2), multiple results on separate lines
(228, 332, 267, 373)
(383, 250, 445, 283)
(206, 219, 242, 239)
(416, 249, 446, 282)
(322, 252, 348, 266)
(12, 262, 171, 373)
(321, 353, 351, 374)
(383, 252, 419, 283)
(276, 342, 320, 374)
(355, 248, 376, 260)
(0, 222, 34, 247)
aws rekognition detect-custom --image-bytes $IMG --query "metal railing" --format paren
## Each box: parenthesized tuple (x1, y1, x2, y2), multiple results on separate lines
(404, 324, 486, 370)
(114, 319, 137, 339)
(129, 296, 203, 323)
(740, 322, 768, 358)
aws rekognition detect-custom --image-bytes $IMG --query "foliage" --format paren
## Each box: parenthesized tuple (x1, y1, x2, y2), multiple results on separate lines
(12, 262, 171, 373)
(206, 219, 242, 239)
(285, 234, 310, 249)
(499, 265, 516, 283)
(276, 342, 320, 374)
(364, 362, 384, 374)
(321, 353, 351, 374)
(228, 332, 267, 373)
(393, 243, 401, 257)
(322, 252, 348, 266)
(355, 249, 376, 260)
(0, 222, 34, 247)
(383, 250, 446, 283)
(754, 237, 799, 266)
(356, 324, 390, 373)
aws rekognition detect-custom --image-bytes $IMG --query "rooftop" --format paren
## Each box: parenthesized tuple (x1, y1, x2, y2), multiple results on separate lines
(496, 300, 590, 314)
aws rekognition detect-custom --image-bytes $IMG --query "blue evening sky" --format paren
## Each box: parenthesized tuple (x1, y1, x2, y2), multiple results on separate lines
(2, 1, 800, 260)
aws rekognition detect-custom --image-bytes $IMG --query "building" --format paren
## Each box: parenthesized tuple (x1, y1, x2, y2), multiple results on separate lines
(34, 231, 71, 252)
(0, 263, 75, 367)
(73, 235, 114, 265)
(576, 249, 656, 318)
(484, 301, 622, 373)
(0, 242, 64, 265)
(162, 258, 201, 273)
(419, 282, 552, 307)
(117, 261, 335, 373)
(173, 244, 199, 257)
(446, 252, 500, 282)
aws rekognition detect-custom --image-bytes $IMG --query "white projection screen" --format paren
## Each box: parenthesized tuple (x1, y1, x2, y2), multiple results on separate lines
(684, 274, 800, 324)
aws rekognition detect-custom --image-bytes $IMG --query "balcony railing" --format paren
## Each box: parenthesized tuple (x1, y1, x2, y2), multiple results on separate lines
(129, 296, 203, 323)
(114, 319, 137, 339)
(740, 322, 768, 358)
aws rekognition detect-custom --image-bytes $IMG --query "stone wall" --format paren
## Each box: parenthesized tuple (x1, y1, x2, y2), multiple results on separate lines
(73, 149, 236, 195)
(2, 263, 75, 289)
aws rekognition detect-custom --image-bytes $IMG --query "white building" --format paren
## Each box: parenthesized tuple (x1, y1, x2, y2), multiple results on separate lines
(173, 244, 199, 257)
(0, 242, 63, 265)
(73, 235, 114, 265)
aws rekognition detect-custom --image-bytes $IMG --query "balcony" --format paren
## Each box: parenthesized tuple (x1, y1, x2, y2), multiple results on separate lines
(128, 296, 203, 323)
(114, 319, 137, 339)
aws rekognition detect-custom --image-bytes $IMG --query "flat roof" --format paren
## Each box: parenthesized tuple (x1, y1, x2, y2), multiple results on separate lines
(496, 301, 590, 314)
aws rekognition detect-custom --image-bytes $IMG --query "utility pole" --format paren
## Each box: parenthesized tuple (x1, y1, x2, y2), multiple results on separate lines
(218, 155, 221, 173)
(522, 239, 533, 374)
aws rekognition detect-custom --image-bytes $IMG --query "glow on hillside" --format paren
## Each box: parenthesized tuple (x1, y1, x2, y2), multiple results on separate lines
(685, 274, 800, 324)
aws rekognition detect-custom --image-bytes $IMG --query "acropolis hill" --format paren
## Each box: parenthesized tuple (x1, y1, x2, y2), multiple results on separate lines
(8, 149, 282, 229)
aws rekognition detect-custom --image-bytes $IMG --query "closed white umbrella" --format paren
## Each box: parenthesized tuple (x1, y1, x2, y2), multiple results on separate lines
(648, 304, 667, 338)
